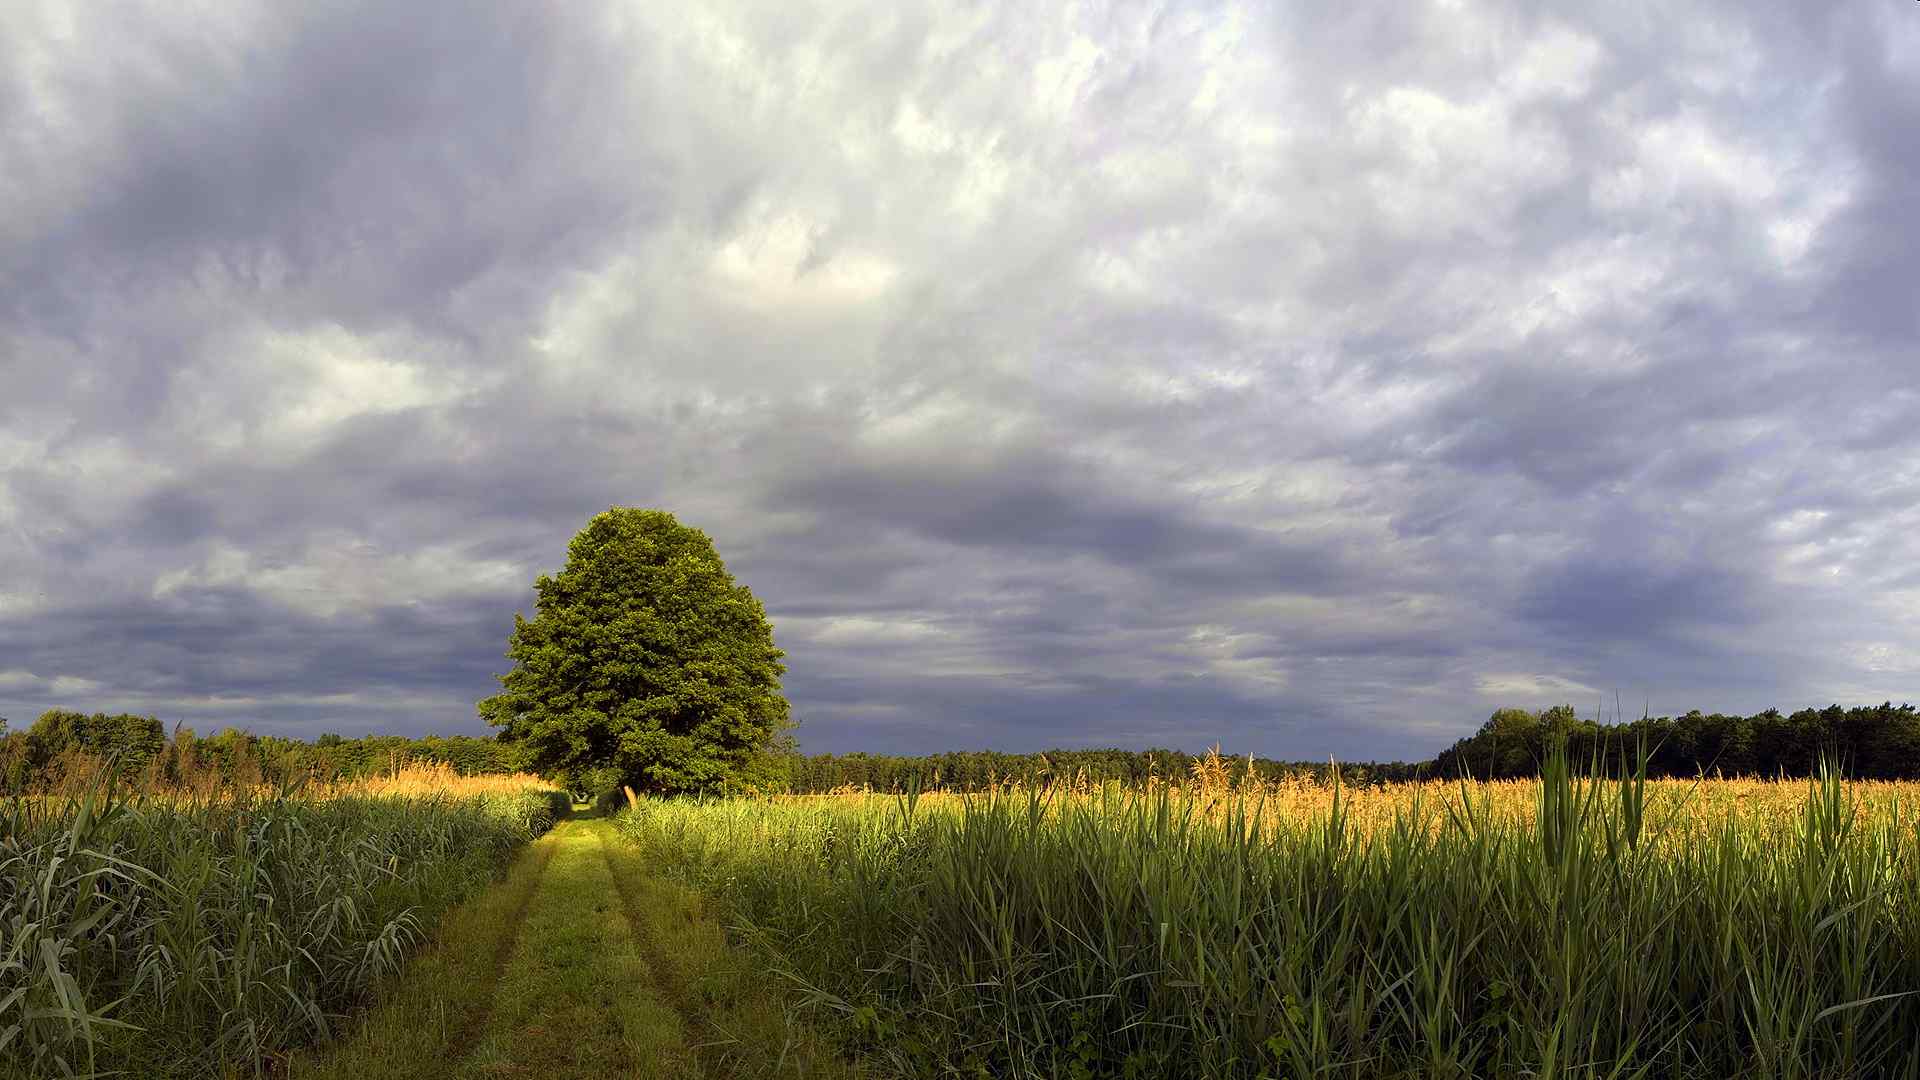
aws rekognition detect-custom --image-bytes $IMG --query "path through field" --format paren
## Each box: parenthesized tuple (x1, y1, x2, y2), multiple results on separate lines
(290, 812, 856, 1080)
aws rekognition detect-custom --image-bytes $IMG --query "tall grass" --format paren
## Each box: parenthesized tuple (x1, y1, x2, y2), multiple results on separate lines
(614, 750, 1920, 1079)
(318, 762, 560, 800)
(0, 770, 569, 1078)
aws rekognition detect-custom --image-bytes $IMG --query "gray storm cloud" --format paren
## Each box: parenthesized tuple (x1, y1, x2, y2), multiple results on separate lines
(1, 0, 1914, 758)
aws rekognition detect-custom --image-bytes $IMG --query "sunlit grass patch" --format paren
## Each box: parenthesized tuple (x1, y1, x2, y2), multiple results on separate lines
(616, 753, 1920, 1079)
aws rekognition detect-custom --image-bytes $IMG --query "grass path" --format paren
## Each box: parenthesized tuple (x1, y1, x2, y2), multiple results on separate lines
(287, 812, 855, 1080)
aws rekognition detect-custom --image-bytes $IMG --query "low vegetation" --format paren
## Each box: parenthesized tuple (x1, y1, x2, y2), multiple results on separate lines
(293, 814, 852, 1080)
(0, 769, 567, 1078)
(614, 749, 1920, 1079)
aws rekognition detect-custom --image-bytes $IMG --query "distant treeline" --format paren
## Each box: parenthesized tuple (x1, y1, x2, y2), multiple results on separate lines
(10, 700, 1920, 796)
(1434, 702, 1920, 779)
(786, 701, 1920, 792)
(782, 747, 1429, 793)
(0, 709, 531, 793)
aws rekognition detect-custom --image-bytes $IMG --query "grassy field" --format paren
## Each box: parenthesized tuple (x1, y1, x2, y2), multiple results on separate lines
(613, 754, 1920, 1079)
(0, 769, 568, 1078)
(291, 812, 853, 1080)
(17, 751, 1920, 1078)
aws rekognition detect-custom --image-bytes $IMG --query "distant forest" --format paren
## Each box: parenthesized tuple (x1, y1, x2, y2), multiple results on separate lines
(3, 701, 1916, 794)
(785, 746, 1426, 792)
(784, 702, 1920, 791)
(1431, 702, 1920, 781)
(0, 709, 527, 793)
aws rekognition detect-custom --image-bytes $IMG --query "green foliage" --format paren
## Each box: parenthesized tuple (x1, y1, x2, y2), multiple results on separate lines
(26, 709, 165, 778)
(478, 507, 791, 796)
(1435, 701, 1920, 779)
(0, 718, 535, 795)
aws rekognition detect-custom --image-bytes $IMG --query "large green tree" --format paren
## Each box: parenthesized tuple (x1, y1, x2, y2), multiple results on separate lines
(479, 508, 791, 795)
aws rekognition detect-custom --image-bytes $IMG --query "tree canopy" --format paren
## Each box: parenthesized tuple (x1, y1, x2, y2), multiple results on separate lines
(478, 507, 791, 796)
(1433, 701, 1920, 779)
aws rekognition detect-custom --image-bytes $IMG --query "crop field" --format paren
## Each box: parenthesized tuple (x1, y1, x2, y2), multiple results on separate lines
(0, 769, 569, 1078)
(614, 756, 1920, 1080)
(13, 752, 1920, 1079)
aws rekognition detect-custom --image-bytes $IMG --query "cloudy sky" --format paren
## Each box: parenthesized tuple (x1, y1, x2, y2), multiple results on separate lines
(2, 1, 1915, 760)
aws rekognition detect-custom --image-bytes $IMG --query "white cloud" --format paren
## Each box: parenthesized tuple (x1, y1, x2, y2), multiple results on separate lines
(807, 615, 952, 645)
(48, 675, 102, 697)
(1183, 625, 1289, 691)
(1474, 673, 1602, 702)
(154, 537, 524, 619)
(0, 670, 103, 698)
(709, 207, 900, 310)
(1860, 642, 1920, 675)
(0, 0, 1913, 757)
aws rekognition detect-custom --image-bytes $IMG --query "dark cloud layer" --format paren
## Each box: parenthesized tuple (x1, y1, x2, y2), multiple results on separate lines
(2, 1, 1915, 758)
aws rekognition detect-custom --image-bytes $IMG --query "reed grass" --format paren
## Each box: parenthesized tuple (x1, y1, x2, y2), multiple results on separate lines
(318, 762, 560, 800)
(614, 748, 1920, 1079)
(290, 825, 563, 1080)
(0, 769, 569, 1077)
